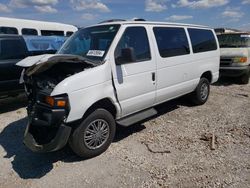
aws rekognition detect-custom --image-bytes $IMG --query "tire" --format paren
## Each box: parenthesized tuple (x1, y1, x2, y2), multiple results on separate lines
(240, 72, 249, 85)
(191, 78, 210, 105)
(69, 109, 116, 158)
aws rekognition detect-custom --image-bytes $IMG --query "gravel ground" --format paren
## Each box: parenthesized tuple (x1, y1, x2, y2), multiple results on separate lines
(0, 78, 249, 188)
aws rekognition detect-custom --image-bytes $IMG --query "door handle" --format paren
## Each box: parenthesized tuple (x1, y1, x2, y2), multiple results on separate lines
(152, 72, 155, 82)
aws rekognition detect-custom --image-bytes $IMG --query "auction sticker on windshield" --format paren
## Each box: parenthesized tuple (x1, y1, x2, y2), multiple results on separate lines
(87, 50, 105, 57)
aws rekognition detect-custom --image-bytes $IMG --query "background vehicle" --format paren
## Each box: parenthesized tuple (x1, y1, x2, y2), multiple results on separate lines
(17, 20, 220, 158)
(218, 32, 250, 84)
(214, 28, 241, 35)
(0, 17, 77, 37)
(0, 35, 66, 97)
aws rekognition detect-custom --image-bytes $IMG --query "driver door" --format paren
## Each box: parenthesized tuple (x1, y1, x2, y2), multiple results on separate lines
(112, 26, 156, 117)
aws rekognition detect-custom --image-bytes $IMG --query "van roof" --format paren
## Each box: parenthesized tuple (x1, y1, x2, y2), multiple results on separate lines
(94, 20, 210, 29)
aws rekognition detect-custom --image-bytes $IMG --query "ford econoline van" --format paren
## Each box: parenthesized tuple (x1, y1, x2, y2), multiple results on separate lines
(218, 32, 250, 84)
(17, 20, 220, 158)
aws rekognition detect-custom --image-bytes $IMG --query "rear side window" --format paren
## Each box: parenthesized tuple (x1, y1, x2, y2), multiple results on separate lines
(22, 28, 38, 36)
(115, 27, 151, 63)
(153, 27, 190, 58)
(0, 27, 18, 34)
(41, 30, 64, 36)
(0, 39, 27, 60)
(188, 28, 217, 53)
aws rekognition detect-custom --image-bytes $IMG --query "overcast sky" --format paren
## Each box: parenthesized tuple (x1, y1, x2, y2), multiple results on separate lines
(0, 0, 249, 30)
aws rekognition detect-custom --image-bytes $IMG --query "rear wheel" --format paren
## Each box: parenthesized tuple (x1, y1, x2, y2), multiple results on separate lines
(190, 78, 210, 105)
(240, 72, 249, 84)
(69, 109, 116, 158)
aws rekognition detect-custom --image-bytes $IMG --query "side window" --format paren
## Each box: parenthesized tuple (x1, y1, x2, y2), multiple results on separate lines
(0, 27, 18, 34)
(188, 28, 217, 53)
(0, 39, 27, 60)
(115, 27, 151, 64)
(153, 27, 190, 58)
(22, 28, 38, 36)
(41, 30, 64, 36)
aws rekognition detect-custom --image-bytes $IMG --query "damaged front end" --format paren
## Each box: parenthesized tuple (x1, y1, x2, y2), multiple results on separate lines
(17, 54, 95, 152)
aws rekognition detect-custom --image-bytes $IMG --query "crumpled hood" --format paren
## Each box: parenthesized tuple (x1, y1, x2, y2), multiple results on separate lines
(16, 54, 93, 76)
(220, 48, 248, 57)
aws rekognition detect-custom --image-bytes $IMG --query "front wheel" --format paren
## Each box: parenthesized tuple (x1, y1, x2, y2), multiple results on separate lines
(69, 109, 116, 158)
(190, 78, 210, 105)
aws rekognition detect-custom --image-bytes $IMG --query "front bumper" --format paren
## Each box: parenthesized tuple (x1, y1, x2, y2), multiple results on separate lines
(220, 66, 250, 77)
(24, 103, 71, 152)
(23, 122, 71, 152)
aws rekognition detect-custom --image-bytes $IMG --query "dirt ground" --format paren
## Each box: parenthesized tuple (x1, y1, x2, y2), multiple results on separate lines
(0, 78, 249, 188)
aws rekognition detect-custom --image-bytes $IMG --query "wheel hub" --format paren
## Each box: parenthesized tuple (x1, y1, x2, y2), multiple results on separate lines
(84, 119, 110, 150)
(200, 83, 208, 100)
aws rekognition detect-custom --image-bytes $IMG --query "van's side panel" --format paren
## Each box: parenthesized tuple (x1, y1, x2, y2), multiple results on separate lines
(186, 28, 220, 84)
(109, 24, 157, 117)
(152, 26, 197, 104)
(153, 26, 219, 105)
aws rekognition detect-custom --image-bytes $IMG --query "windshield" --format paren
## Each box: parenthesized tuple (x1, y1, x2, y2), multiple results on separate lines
(58, 24, 120, 63)
(218, 34, 250, 48)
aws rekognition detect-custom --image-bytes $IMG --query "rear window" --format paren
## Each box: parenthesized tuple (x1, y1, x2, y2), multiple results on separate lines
(0, 39, 27, 60)
(22, 28, 38, 36)
(0, 27, 18, 35)
(188, 28, 217, 53)
(41, 30, 64, 36)
(153, 27, 190, 58)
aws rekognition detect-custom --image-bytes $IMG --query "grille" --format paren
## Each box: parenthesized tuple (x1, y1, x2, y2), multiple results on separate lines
(220, 58, 233, 66)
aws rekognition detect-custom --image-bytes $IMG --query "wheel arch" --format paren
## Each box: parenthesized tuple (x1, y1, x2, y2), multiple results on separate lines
(200, 71, 212, 83)
(82, 98, 118, 120)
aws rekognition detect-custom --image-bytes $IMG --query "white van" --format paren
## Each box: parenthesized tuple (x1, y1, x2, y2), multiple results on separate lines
(17, 20, 220, 158)
(217, 32, 250, 84)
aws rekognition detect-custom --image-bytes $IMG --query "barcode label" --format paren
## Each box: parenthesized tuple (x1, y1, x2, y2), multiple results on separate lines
(87, 50, 105, 57)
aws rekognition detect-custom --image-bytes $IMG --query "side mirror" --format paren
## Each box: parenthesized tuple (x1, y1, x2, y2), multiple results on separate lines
(116, 47, 136, 65)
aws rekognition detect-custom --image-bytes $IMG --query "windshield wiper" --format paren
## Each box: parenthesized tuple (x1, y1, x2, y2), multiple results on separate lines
(80, 56, 103, 66)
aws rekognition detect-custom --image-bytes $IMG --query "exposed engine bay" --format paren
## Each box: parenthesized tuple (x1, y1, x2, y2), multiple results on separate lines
(24, 62, 92, 93)
(17, 54, 96, 94)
